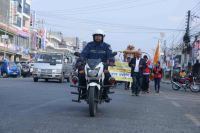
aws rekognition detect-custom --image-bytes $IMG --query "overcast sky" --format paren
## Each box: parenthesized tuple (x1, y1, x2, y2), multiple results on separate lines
(32, 0, 200, 56)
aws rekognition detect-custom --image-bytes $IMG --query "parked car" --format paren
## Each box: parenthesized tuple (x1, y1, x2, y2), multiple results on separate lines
(1, 60, 20, 78)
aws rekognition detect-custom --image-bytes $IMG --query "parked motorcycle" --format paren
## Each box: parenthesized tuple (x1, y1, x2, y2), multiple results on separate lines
(70, 52, 116, 117)
(171, 75, 200, 92)
(21, 63, 31, 77)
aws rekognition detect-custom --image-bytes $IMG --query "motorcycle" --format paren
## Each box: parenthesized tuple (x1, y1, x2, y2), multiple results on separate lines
(21, 63, 31, 77)
(70, 52, 116, 117)
(171, 75, 200, 92)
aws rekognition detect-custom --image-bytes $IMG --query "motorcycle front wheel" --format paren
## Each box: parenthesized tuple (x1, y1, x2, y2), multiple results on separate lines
(88, 86, 98, 117)
(172, 82, 181, 90)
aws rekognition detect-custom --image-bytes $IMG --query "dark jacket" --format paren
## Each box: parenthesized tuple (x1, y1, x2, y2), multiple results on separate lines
(129, 57, 146, 77)
(81, 41, 112, 63)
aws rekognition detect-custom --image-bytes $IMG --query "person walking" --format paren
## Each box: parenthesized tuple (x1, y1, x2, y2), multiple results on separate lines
(129, 51, 145, 96)
(125, 57, 131, 90)
(153, 61, 162, 93)
(192, 60, 200, 77)
(142, 55, 151, 93)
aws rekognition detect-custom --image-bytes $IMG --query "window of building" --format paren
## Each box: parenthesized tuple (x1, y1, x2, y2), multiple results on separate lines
(23, 0, 30, 15)
(15, 0, 22, 13)
(15, 17, 22, 28)
(16, 36, 29, 49)
(23, 17, 26, 27)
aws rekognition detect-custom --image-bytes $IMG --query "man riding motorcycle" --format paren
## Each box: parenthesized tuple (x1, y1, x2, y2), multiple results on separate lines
(76, 29, 113, 102)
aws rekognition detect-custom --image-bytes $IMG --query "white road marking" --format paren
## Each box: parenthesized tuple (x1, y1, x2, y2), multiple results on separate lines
(171, 101, 181, 107)
(185, 114, 200, 127)
(22, 98, 65, 113)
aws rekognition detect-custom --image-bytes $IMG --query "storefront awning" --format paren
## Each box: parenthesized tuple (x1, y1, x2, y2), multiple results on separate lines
(0, 28, 16, 36)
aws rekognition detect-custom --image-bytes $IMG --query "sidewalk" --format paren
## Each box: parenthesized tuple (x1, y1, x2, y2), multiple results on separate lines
(161, 79, 171, 84)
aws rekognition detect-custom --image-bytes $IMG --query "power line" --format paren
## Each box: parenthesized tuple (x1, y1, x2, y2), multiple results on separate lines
(36, 0, 167, 16)
(44, 22, 180, 34)
(37, 13, 185, 32)
(166, 1, 200, 48)
(36, 0, 139, 13)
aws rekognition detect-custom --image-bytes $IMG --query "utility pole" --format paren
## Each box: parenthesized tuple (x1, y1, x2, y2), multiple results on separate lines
(183, 10, 191, 67)
(163, 40, 167, 63)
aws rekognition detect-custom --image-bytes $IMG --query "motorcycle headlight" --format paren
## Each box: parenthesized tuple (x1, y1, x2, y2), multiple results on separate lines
(87, 68, 100, 77)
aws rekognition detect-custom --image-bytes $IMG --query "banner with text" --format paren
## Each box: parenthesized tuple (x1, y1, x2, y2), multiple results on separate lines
(108, 62, 132, 82)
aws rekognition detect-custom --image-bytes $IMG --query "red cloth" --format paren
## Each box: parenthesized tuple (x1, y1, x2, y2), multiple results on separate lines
(153, 67, 162, 78)
(143, 60, 151, 74)
(143, 67, 150, 74)
(147, 60, 151, 65)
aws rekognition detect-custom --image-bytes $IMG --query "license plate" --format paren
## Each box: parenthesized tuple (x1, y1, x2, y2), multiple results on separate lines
(13, 73, 17, 75)
(41, 74, 49, 77)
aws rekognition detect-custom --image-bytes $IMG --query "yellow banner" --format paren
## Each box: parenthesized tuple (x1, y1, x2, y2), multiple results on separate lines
(108, 62, 132, 82)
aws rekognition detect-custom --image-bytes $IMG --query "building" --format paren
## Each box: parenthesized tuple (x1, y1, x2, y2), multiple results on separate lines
(0, 0, 10, 24)
(192, 35, 200, 63)
(11, 0, 32, 61)
(46, 31, 63, 49)
(79, 41, 87, 52)
(0, 0, 17, 61)
(0, 0, 32, 62)
(63, 37, 79, 51)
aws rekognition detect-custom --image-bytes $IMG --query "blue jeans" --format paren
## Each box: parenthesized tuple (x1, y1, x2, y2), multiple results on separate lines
(132, 72, 142, 94)
(154, 78, 161, 92)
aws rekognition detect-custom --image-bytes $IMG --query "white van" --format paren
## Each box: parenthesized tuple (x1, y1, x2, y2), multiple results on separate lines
(32, 52, 71, 83)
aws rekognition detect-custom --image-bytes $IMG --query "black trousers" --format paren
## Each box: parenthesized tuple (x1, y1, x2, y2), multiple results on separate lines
(142, 75, 150, 92)
(154, 78, 161, 92)
(132, 72, 142, 94)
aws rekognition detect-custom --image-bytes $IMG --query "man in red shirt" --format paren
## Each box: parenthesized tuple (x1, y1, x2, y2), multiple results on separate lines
(142, 55, 151, 93)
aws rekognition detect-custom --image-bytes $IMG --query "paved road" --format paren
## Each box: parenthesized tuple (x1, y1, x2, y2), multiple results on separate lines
(0, 78, 200, 133)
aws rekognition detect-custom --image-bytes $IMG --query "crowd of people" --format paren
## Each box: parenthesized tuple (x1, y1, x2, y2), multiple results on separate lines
(125, 49, 162, 96)
(74, 28, 200, 100)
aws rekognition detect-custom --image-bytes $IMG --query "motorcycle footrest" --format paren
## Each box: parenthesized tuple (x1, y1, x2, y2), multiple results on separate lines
(72, 99, 81, 103)
(102, 85, 115, 88)
(108, 91, 115, 94)
(70, 85, 86, 89)
(94, 99, 100, 102)
(71, 92, 79, 95)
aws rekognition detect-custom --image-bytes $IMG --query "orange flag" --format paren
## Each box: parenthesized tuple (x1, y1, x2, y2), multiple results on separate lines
(153, 41, 160, 65)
